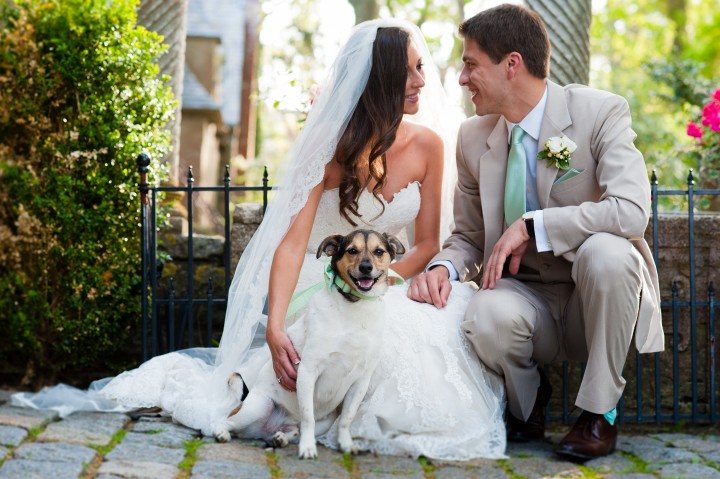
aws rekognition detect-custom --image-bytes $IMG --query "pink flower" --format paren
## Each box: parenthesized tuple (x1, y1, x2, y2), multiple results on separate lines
(713, 88, 720, 102)
(702, 101, 720, 131)
(687, 121, 704, 138)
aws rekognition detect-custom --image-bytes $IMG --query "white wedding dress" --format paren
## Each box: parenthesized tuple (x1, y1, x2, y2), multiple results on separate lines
(12, 182, 506, 460)
(281, 182, 507, 459)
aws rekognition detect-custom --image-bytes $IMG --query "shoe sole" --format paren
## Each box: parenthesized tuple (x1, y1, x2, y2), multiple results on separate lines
(555, 444, 616, 461)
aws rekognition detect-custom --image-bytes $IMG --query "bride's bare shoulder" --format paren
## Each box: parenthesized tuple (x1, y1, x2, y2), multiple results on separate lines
(402, 121, 442, 149)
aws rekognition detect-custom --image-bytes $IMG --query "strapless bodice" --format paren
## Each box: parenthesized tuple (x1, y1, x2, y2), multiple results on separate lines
(307, 181, 421, 253)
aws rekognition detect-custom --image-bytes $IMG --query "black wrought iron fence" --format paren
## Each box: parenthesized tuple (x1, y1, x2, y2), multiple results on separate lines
(137, 153, 274, 360)
(138, 152, 719, 425)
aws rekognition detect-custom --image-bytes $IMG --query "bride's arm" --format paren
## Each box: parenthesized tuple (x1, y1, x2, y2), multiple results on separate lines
(266, 179, 326, 391)
(389, 132, 443, 279)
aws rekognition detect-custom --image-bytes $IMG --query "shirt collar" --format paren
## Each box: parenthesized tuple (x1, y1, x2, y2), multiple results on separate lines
(505, 83, 548, 143)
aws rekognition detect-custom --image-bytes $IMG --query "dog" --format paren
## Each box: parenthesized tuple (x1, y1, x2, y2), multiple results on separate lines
(212, 229, 405, 459)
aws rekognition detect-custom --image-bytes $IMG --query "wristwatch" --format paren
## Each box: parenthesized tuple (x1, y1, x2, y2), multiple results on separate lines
(522, 211, 535, 239)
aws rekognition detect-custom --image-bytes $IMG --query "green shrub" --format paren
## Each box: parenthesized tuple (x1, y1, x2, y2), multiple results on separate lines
(0, 0, 175, 388)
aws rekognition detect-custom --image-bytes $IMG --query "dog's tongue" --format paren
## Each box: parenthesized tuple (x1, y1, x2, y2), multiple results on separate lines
(358, 278, 374, 289)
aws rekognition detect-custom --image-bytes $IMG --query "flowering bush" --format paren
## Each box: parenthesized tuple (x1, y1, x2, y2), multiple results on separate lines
(0, 0, 174, 387)
(686, 88, 720, 181)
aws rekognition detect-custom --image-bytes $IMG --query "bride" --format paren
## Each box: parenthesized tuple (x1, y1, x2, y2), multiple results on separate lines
(16, 19, 506, 460)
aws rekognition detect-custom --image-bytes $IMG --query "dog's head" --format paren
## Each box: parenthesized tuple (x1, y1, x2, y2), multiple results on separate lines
(316, 230, 406, 301)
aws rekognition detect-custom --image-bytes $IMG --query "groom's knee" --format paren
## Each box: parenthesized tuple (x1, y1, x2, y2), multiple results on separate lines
(462, 282, 535, 361)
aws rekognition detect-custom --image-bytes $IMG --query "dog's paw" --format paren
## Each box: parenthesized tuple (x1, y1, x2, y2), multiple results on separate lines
(212, 422, 232, 443)
(214, 428, 231, 443)
(269, 431, 289, 448)
(298, 440, 318, 459)
(338, 435, 361, 455)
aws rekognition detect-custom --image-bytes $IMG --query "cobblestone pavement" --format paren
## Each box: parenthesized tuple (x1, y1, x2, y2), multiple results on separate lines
(1, 389, 719, 479)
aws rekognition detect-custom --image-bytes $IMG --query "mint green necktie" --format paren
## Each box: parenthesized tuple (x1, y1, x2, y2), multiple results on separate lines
(504, 125, 527, 224)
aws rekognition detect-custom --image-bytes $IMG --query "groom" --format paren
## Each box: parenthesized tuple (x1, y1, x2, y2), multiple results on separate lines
(408, 4, 664, 460)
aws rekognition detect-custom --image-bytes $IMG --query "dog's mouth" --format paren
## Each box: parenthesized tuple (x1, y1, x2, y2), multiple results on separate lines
(348, 273, 381, 292)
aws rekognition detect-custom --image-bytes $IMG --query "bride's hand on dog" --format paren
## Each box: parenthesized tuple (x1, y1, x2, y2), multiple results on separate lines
(268, 328, 301, 392)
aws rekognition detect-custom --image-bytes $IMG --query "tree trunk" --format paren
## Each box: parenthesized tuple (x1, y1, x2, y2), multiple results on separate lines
(348, 0, 379, 23)
(526, 0, 592, 86)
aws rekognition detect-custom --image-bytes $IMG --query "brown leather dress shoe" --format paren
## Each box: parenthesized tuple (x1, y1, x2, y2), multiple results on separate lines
(556, 410, 618, 460)
(506, 368, 552, 442)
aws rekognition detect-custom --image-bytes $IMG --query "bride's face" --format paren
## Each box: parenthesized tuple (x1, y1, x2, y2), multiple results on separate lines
(404, 41, 425, 115)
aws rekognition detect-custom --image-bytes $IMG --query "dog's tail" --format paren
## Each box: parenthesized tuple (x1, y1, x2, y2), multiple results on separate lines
(227, 372, 250, 417)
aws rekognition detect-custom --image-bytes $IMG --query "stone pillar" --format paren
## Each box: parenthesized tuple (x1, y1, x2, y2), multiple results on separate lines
(137, 0, 188, 183)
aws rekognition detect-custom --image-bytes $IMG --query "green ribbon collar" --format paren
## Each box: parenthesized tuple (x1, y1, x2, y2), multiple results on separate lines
(286, 261, 404, 319)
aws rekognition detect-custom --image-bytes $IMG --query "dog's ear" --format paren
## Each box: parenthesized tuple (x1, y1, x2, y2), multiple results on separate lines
(383, 233, 406, 258)
(317, 234, 344, 259)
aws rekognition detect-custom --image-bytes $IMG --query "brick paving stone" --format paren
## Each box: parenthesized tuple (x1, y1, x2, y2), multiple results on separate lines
(14, 441, 97, 464)
(38, 411, 130, 446)
(506, 439, 557, 459)
(0, 446, 7, 460)
(196, 440, 268, 464)
(354, 453, 423, 478)
(274, 443, 351, 478)
(104, 438, 186, 465)
(653, 462, 720, 478)
(426, 457, 498, 469)
(122, 425, 198, 448)
(584, 453, 637, 473)
(663, 435, 720, 453)
(0, 459, 87, 479)
(650, 433, 697, 444)
(700, 450, 720, 464)
(0, 405, 58, 430)
(96, 459, 179, 479)
(604, 474, 657, 479)
(191, 460, 271, 479)
(0, 424, 28, 447)
(618, 440, 701, 465)
(505, 456, 583, 479)
(432, 464, 508, 478)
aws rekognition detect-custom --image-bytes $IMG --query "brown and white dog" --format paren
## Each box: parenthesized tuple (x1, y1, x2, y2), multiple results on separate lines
(213, 229, 405, 459)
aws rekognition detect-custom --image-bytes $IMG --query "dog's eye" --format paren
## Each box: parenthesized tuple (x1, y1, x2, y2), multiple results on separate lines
(374, 248, 385, 257)
(347, 247, 358, 255)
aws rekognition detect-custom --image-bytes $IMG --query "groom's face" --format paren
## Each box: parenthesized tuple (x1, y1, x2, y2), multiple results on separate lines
(459, 38, 509, 117)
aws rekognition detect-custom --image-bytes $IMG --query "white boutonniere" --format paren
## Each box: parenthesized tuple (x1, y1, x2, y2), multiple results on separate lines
(537, 135, 577, 170)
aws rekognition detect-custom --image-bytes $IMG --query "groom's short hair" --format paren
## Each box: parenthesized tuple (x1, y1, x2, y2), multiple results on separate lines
(459, 4, 550, 80)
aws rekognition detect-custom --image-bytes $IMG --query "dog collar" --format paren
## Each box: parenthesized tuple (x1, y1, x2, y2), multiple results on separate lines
(285, 262, 404, 319)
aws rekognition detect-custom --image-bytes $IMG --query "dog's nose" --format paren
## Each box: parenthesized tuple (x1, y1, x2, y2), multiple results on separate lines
(359, 260, 373, 275)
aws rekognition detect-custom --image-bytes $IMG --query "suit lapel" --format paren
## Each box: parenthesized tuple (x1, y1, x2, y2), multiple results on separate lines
(480, 118, 510, 250)
(537, 81, 572, 208)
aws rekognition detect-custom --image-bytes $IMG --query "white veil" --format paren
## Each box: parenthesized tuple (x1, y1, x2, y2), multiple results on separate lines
(11, 18, 462, 434)
(215, 17, 460, 380)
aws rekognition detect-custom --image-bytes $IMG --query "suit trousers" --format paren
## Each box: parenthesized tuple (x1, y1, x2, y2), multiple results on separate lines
(462, 233, 644, 421)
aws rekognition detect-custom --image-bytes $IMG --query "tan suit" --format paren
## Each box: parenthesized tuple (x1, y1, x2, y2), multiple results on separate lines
(433, 81, 664, 420)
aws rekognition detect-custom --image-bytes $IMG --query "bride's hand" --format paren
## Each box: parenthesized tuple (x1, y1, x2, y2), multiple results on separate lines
(267, 327, 301, 392)
(407, 266, 451, 308)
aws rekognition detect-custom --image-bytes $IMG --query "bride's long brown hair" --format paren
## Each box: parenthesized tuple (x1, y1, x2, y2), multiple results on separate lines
(335, 27, 409, 225)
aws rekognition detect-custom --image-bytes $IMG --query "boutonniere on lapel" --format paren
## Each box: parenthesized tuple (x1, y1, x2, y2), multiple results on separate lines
(537, 135, 577, 170)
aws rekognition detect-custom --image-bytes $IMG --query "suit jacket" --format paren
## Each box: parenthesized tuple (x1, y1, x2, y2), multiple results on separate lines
(434, 80, 664, 353)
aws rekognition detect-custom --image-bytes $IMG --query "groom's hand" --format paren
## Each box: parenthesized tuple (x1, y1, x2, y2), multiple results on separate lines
(407, 266, 451, 308)
(482, 219, 530, 290)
